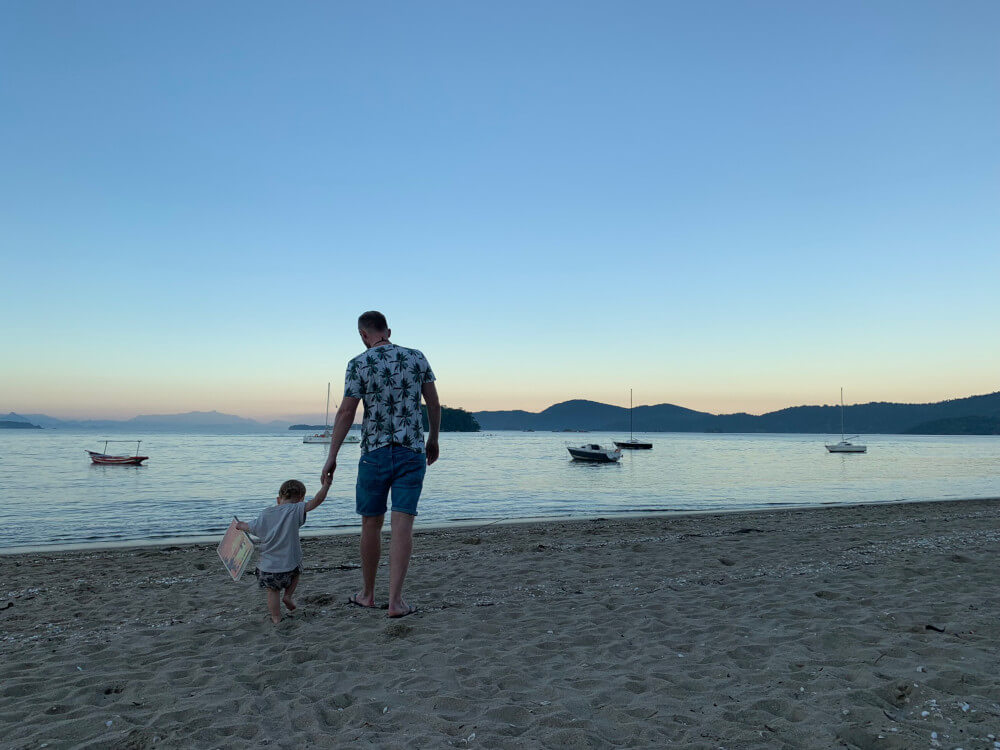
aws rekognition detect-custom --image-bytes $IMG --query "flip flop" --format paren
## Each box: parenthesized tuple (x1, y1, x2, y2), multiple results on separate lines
(347, 595, 375, 609)
(388, 605, 417, 619)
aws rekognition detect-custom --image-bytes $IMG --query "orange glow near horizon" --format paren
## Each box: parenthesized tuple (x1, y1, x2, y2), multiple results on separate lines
(9, 377, 998, 422)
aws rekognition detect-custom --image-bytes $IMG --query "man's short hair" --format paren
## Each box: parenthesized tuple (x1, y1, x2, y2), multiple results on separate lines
(278, 479, 306, 501)
(358, 311, 389, 334)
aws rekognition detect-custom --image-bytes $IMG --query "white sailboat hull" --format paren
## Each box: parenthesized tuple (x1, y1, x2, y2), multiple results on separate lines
(303, 433, 360, 444)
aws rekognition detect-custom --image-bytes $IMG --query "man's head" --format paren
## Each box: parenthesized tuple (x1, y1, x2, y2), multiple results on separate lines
(358, 311, 391, 348)
(277, 479, 306, 504)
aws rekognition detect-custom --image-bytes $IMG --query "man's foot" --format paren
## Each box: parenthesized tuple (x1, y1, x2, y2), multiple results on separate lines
(282, 595, 297, 611)
(388, 603, 416, 618)
(269, 614, 281, 624)
(348, 593, 376, 609)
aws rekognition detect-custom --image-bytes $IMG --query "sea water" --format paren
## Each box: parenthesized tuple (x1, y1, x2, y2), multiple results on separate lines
(0, 430, 997, 552)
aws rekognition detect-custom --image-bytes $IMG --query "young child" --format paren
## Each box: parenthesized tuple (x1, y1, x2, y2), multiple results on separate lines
(236, 478, 329, 624)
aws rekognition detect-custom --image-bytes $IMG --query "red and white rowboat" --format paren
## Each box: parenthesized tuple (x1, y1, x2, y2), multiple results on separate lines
(87, 441, 148, 466)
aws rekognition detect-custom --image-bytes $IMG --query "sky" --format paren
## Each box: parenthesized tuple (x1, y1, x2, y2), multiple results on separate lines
(2, 1, 998, 420)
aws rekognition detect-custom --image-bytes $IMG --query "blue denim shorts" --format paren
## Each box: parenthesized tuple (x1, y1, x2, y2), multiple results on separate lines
(356, 445, 427, 517)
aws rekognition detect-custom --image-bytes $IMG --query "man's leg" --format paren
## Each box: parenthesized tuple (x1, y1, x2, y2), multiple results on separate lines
(388, 510, 414, 617)
(355, 514, 383, 607)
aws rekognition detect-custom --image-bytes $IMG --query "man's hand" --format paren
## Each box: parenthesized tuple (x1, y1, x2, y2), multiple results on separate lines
(425, 437, 439, 466)
(321, 456, 337, 485)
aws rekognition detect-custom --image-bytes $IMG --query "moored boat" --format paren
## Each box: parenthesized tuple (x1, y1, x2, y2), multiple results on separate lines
(567, 444, 622, 462)
(825, 388, 867, 454)
(87, 440, 148, 465)
(614, 438, 653, 450)
(614, 389, 653, 449)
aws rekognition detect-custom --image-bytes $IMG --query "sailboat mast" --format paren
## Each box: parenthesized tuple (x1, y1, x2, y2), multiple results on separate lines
(629, 388, 633, 441)
(325, 382, 331, 429)
(840, 387, 845, 441)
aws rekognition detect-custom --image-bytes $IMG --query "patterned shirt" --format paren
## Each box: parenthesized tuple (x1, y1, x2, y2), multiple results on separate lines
(343, 343, 435, 454)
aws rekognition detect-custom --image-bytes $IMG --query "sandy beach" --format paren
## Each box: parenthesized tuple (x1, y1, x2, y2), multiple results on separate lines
(2, 499, 999, 749)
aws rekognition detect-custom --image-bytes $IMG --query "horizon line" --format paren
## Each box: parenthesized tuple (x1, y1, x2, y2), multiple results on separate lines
(7, 387, 998, 424)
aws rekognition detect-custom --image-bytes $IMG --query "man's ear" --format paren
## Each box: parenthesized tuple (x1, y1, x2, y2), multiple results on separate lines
(386, 328, 391, 339)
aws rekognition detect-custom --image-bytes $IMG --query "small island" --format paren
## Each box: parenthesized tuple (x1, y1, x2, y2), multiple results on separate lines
(424, 405, 480, 432)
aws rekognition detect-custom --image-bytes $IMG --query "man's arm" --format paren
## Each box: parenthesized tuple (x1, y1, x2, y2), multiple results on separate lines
(322, 397, 360, 483)
(305, 480, 331, 513)
(422, 381, 440, 466)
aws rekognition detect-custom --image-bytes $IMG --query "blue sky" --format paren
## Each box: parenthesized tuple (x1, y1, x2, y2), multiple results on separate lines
(2, 1, 998, 419)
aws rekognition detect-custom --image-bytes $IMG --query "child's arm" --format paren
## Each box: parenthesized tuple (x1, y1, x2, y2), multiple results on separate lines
(304, 481, 331, 514)
(233, 516, 255, 535)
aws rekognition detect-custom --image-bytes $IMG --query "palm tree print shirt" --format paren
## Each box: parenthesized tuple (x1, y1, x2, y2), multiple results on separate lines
(343, 344, 436, 454)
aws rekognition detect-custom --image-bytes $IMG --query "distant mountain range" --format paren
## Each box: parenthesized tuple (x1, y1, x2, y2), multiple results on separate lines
(6, 391, 1000, 434)
(1, 411, 292, 433)
(472, 391, 1000, 435)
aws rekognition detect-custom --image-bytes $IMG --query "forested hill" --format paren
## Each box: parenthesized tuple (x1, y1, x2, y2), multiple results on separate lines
(422, 405, 480, 432)
(472, 392, 1000, 434)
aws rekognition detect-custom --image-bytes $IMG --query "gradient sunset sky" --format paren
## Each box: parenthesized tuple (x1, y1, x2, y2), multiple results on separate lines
(2, 2, 998, 421)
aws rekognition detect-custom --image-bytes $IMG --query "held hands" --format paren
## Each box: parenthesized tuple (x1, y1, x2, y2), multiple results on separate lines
(425, 437, 439, 466)
(321, 456, 336, 485)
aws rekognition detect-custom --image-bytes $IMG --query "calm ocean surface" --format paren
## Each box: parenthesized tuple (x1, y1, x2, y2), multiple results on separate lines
(1, 430, 997, 552)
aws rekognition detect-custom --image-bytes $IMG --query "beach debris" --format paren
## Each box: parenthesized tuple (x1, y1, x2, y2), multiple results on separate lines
(917, 666, 926, 672)
(718, 557, 735, 566)
(77, 666, 83, 671)
(921, 711, 930, 717)
(959, 701, 970, 712)
(925, 623, 946, 633)
(383, 706, 388, 714)
(105, 720, 113, 727)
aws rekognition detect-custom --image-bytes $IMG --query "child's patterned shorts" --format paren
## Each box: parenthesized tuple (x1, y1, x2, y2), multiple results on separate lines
(254, 566, 301, 591)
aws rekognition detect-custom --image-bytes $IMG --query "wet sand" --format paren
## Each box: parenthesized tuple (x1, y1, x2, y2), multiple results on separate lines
(2, 498, 1000, 749)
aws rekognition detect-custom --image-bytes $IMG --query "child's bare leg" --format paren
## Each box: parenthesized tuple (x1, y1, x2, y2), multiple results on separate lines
(266, 589, 282, 624)
(282, 573, 299, 611)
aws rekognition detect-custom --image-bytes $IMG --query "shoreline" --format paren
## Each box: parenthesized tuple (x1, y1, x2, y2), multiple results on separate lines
(3, 493, 999, 556)
(3, 497, 999, 748)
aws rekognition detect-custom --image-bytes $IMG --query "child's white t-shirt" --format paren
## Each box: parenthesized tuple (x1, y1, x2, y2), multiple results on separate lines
(247, 503, 306, 573)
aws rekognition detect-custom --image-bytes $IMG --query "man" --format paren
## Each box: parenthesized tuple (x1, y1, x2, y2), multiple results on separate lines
(322, 311, 440, 618)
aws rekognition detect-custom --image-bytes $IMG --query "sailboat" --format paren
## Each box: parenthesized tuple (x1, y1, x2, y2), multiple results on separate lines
(614, 389, 652, 449)
(825, 388, 867, 453)
(303, 383, 360, 444)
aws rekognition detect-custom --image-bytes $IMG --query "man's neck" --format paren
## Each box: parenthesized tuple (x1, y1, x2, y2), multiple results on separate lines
(368, 338, 391, 349)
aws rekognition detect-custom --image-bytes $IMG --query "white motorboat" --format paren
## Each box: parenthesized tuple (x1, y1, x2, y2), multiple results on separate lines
(825, 388, 867, 454)
(567, 443, 622, 463)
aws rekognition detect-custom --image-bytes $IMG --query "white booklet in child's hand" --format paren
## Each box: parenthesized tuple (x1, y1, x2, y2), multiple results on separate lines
(217, 518, 255, 582)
